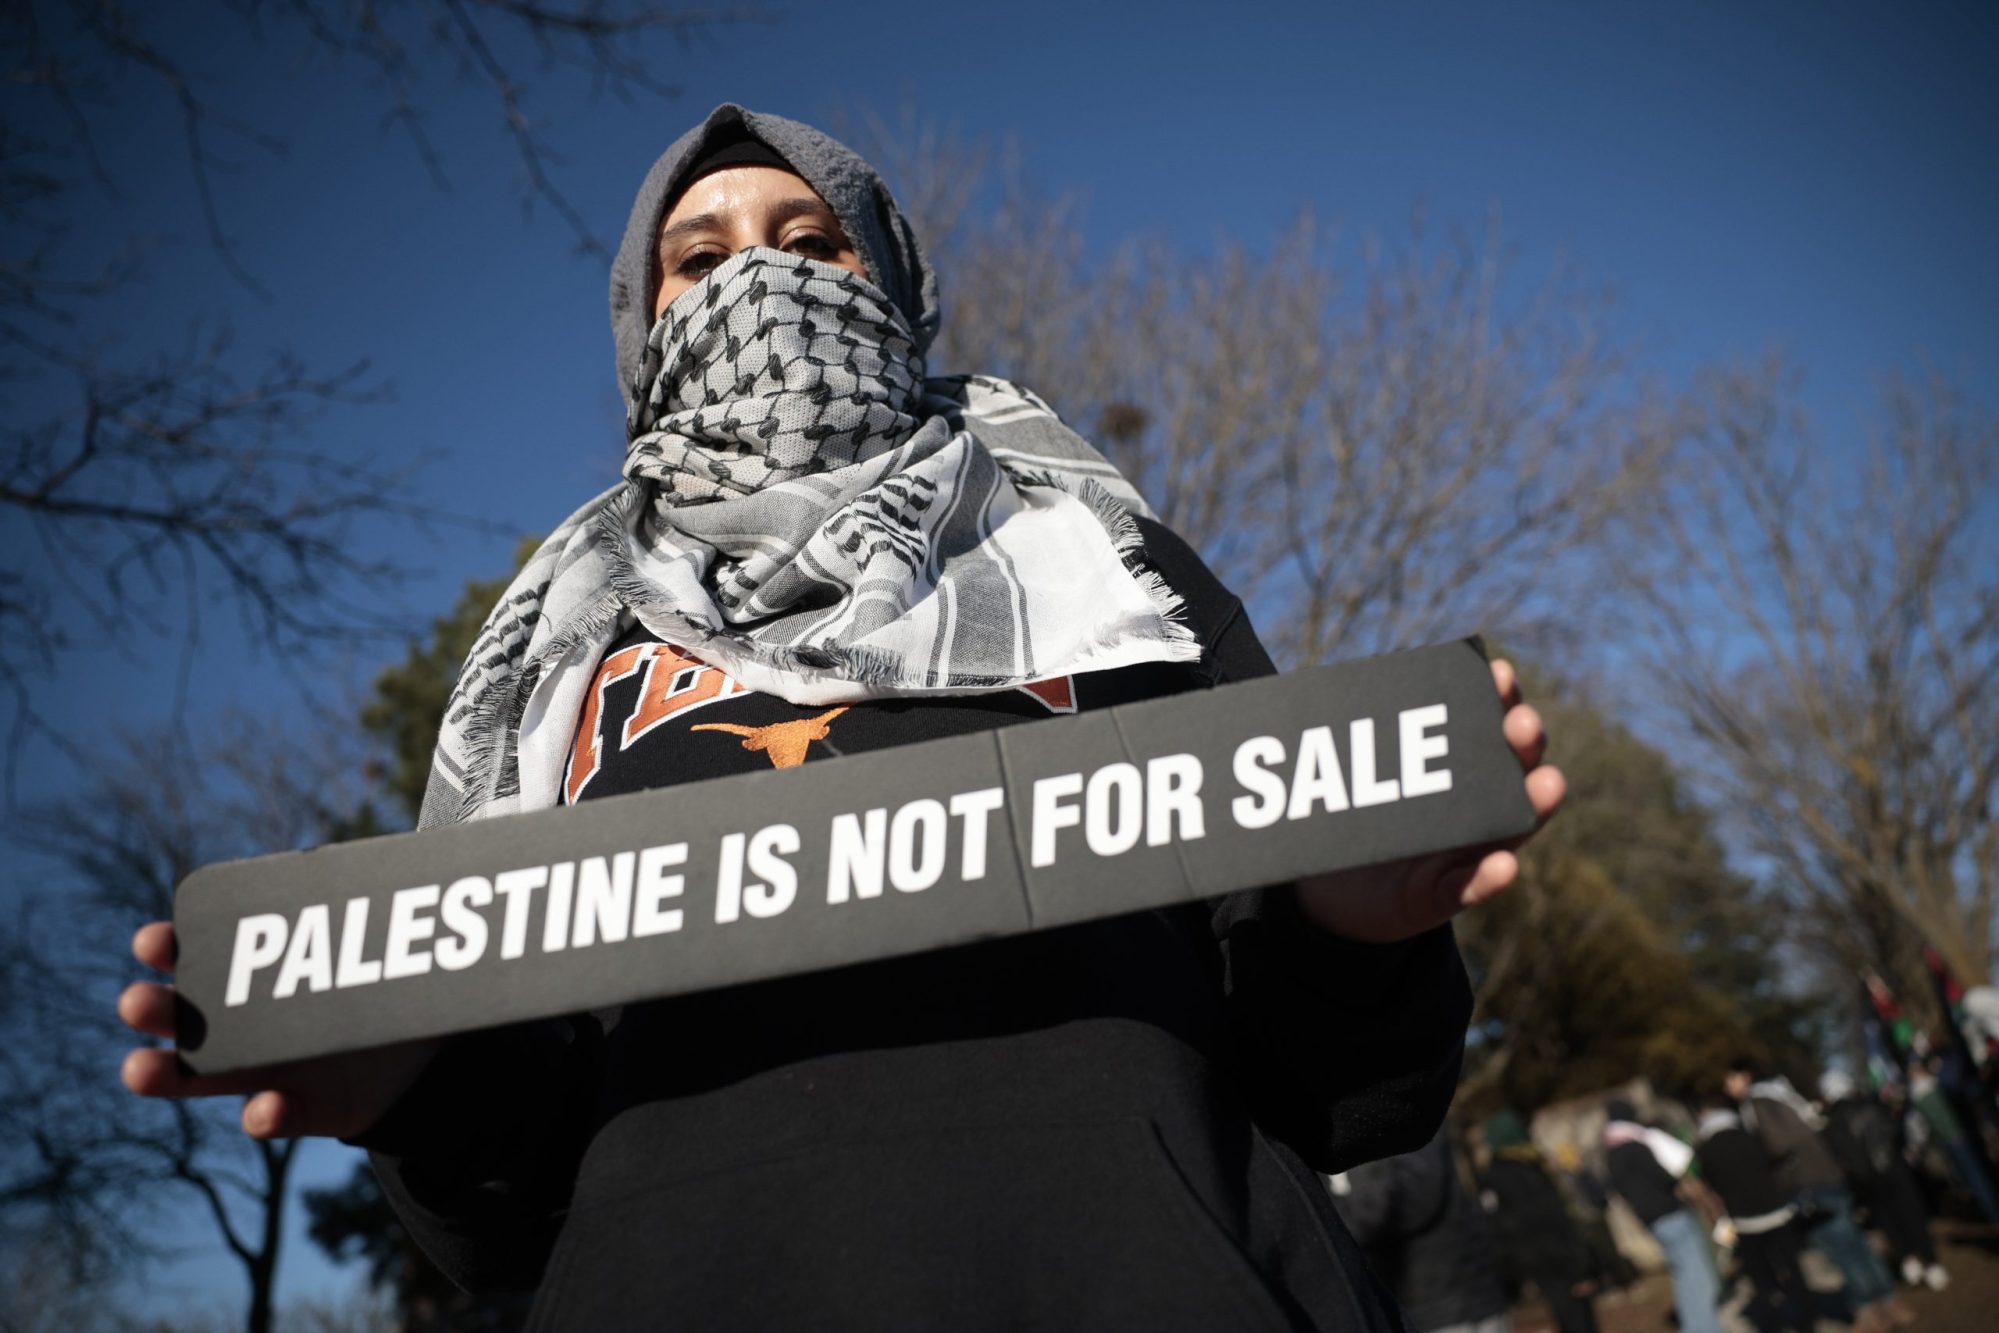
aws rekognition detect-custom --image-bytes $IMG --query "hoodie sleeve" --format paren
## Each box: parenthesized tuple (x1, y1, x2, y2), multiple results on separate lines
(352, 1014, 606, 1293)
(1137, 519, 1474, 1174)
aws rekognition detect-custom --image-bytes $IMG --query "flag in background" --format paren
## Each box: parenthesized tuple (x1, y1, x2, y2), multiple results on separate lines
(1926, 945, 1987, 1078)
(1860, 972, 1908, 1092)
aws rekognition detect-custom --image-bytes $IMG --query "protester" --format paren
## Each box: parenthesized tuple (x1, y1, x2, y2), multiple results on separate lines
(1477, 1112, 1600, 1333)
(1692, 1092, 1819, 1333)
(1550, 1142, 1639, 1293)
(1909, 1059, 1999, 1223)
(1961, 985, 1999, 1105)
(116, 104, 1566, 1330)
(1726, 1059, 1908, 1328)
(1819, 1070, 1947, 1291)
(1333, 1125, 1512, 1333)
(1603, 1098, 1722, 1333)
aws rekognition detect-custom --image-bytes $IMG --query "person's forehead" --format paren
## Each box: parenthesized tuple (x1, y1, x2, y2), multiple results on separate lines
(661, 165, 826, 226)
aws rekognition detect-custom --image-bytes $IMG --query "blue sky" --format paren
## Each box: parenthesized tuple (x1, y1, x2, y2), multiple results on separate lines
(23, 1, 1999, 697)
(9, 0, 1997, 1316)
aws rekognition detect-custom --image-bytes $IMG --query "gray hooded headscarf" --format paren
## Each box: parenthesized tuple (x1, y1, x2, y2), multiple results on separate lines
(609, 103, 942, 407)
(420, 105, 1195, 828)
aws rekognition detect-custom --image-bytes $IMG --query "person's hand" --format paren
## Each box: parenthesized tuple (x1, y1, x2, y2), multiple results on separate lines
(1292, 658, 1564, 943)
(119, 922, 439, 1140)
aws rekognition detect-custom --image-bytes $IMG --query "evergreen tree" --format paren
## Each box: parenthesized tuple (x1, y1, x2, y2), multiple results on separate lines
(360, 543, 538, 829)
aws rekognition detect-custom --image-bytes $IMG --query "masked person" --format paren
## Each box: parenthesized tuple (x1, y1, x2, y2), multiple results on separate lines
(117, 104, 1564, 1331)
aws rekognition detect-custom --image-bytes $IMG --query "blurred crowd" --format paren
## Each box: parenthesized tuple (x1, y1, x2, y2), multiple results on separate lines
(1327, 989, 1999, 1333)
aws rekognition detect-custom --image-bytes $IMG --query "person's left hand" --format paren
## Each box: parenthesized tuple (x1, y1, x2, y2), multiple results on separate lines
(1292, 658, 1563, 943)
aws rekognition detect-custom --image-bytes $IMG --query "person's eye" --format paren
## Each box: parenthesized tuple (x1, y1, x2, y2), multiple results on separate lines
(674, 247, 728, 279)
(784, 231, 840, 259)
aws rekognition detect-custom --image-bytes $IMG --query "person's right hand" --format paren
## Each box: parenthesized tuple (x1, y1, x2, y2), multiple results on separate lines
(120, 921, 439, 1141)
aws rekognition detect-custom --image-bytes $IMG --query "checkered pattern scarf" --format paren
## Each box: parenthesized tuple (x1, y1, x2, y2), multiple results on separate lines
(421, 249, 1198, 826)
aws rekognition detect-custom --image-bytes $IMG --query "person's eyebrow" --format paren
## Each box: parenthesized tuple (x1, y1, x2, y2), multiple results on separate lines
(656, 211, 723, 256)
(656, 198, 844, 257)
(766, 197, 841, 230)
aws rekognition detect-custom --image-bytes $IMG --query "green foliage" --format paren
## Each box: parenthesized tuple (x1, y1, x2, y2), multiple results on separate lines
(1531, 680, 1815, 1062)
(359, 538, 539, 826)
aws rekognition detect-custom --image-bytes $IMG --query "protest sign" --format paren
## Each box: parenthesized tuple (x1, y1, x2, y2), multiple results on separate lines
(172, 638, 1534, 1073)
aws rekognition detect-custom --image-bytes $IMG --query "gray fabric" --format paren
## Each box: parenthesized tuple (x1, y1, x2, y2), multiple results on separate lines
(609, 102, 941, 414)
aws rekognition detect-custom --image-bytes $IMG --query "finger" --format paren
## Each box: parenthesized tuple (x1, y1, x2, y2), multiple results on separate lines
(1427, 861, 1477, 916)
(1455, 849, 1518, 909)
(244, 1083, 362, 1141)
(1503, 703, 1546, 770)
(243, 1090, 294, 1140)
(118, 981, 179, 1039)
(133, 922, 177, 974)
(1490, 659, 1522, 710)
(1416, 850, 1514, 925)
(122, 1047, 271, 1100)
(1526, 764, 1566, 824)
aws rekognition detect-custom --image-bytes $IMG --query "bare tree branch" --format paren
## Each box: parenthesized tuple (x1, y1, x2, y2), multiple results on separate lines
(1, 714, 367, 1326)
(0, 0, 744, 757)
(850, 117, 1672, 668)
(1623, 361, 1999, 989)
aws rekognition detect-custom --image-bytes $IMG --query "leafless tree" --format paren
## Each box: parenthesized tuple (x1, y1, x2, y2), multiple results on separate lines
(859, 116, 1852, 1106)
(2, 717, 373, 1332)
(854, 113, 1674, 668)
(1, 0, 744, 767)
(8, 2, 750, 269)
(1626, 359, 1999, 993)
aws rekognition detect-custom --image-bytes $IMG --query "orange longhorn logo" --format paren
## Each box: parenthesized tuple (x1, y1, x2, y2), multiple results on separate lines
(691, 707, 851, 769)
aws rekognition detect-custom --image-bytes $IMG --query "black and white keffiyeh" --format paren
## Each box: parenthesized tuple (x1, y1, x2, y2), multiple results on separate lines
(421, 248, 1198, 826)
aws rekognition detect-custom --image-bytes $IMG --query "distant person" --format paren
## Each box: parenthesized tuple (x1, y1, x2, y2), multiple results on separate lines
(1725, 1058, 1906, 1328)
(1550, 1141, 1639, 1292)
(1333, 1124, 1512, 1333)
(1692, 1092, 1817, 1333)
(1478, 1112, 1599, 1333)
(1819, 1070, 1946, 1291)
(1960, 985, 1999, 1109)
(1909, 1059, 1999, 1222)
(1603, 1098, 1721, 1333)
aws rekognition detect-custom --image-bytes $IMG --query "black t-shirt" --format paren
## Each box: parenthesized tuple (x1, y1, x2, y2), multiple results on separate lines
(364, 518, 1471, 1333)
(1608, 1139, 1685, 1225)
(1698, 1125, 1793, 1221)
(561, 589, 1257, 805)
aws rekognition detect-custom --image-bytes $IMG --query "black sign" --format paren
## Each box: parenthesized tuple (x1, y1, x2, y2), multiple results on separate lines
(172, 639, 1534, 1073)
